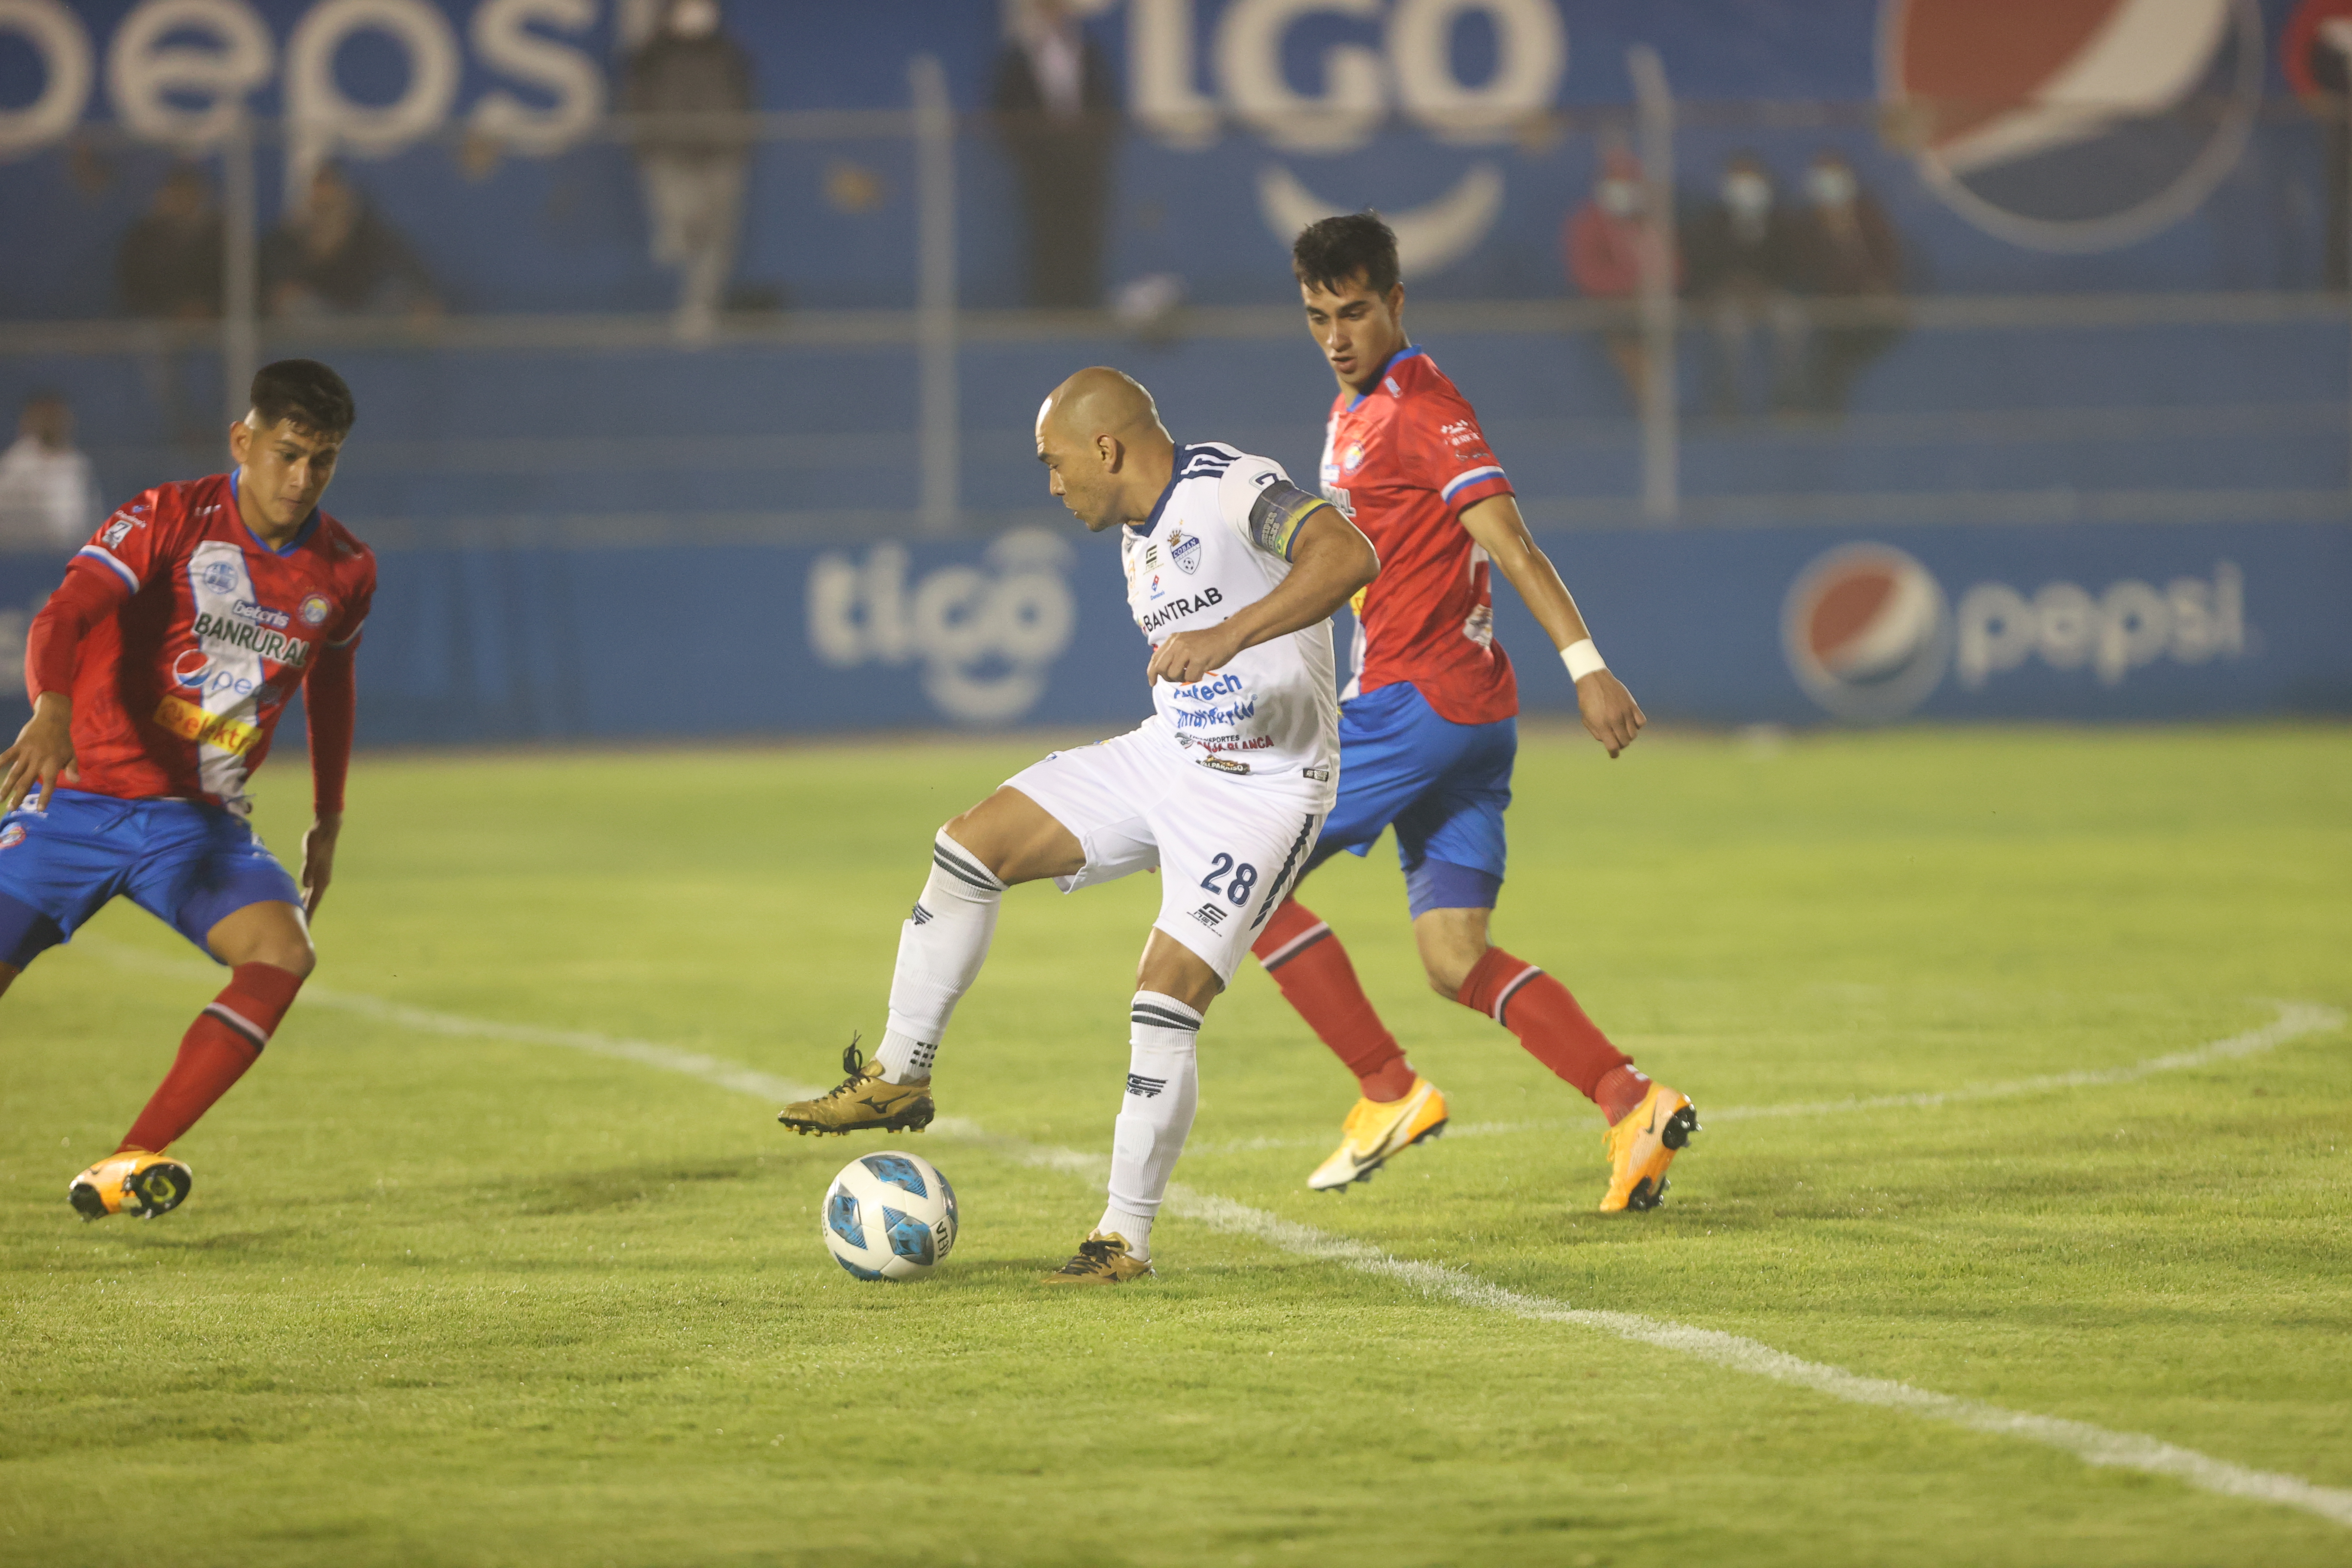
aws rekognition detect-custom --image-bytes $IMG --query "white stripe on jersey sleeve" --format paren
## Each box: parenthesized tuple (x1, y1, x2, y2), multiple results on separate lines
(76, 545, 140, 591)
(1439, 465, 1508, 502)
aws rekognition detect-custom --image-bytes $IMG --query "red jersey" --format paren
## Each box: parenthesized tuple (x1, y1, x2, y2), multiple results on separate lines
(1319, 346, 1518, 725)
(33, 472, 375, 811)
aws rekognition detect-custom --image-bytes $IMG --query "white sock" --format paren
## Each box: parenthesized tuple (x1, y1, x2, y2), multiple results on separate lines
(876, 830, 1004, 1084)
(1102, 991, 1202, 1261)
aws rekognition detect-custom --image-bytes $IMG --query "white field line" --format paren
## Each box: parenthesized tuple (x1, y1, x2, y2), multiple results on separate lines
(80, 937, 2352, 1530)
(1194, 1001, 2349, 1154)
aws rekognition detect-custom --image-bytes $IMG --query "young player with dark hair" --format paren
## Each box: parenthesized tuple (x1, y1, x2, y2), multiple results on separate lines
(1256, 212, 1699, 1211)
(0, 358, 376, 1221)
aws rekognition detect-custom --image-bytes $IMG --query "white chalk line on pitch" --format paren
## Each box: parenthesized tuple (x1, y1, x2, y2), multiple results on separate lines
(77, 937, 2352, 1531)
(1189, 1000, 2348, 1155)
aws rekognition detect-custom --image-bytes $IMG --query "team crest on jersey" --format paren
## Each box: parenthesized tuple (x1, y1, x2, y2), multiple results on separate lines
(0, 824, 23, 851)
(299, 594, 332, 627)
(1169, 529, 1201, 575)
(1341, 441, 1365, 475)
(198, 560, 240, 595)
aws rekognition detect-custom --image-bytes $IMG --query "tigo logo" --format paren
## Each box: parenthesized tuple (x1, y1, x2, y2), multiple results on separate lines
(1782, 544, 1952, 721)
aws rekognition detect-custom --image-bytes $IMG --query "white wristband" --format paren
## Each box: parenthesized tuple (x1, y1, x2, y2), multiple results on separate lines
(1562, 638, 1607, 682)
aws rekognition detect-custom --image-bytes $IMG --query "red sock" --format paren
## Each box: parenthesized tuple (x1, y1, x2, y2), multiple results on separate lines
(118, 963, 305, 1155)
(1251, 899, 1417, 1102)
(1455, 948, 1647, 1118)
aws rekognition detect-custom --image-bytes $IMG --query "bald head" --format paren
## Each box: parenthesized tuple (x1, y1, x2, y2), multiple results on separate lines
(1038, 366, 1166, 450)
(1034, 366, 1177, 532)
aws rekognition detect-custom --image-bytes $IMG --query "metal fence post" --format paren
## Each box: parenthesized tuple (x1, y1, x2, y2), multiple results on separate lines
(911, 55, 959, 535)
(221, 114, 259, 424)
(1628, 45, 1678, 524)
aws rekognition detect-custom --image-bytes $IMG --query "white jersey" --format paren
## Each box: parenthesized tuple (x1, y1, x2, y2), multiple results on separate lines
(1118, 443, 1342, 791)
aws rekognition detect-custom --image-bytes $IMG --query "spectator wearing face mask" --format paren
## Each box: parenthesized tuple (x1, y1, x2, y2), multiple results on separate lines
(1563, 147, 1682, 415)
(1785, 151, 1905, 416)
(1683, 153, 1802, 418)
(623, 0, 755, 342)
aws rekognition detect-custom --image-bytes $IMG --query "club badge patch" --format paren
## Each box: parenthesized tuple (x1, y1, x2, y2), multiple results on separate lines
(299, 594, 332, 627)
(1169, 529, 1201, 575)
(0, 824, 24, 850)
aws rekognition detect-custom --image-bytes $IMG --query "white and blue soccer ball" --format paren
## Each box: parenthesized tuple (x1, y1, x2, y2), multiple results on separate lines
(822, 1150, 958, 1280)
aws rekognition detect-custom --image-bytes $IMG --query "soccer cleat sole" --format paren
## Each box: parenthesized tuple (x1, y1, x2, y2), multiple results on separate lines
(778, 1105, 935, 1138)
(69, 1158, 192, 1221)
(1615, 1104, 1700, 1213)
(1317, 1117, 1447, 1192)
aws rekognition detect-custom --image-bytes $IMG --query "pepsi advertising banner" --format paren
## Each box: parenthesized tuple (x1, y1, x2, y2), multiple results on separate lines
(6, 517, 2343, 748)
(0, 0, 2339, 315)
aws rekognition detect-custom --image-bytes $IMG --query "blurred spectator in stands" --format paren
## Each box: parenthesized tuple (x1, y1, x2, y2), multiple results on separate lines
(1563, 145, 1681, 415)
(0, 393, 97, 553)
(1786, 150, 1905, 416)
(117, 162, 223, 320)
(263, 162, 440, 319)
(1684, 152, 1801, 418)
(993, 0, 1121, 309)
(2293, 17, 2352, 289)
(623, 0, 754, 343)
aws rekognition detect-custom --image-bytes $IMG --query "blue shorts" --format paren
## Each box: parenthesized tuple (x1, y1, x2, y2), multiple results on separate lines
(0, 790, 303, 970)
(1306, 681, 1515, 918)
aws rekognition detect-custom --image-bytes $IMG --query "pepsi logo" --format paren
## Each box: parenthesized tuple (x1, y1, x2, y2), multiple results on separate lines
(1878, 0, 2263, 252)
(1782, 544, 1953, 721)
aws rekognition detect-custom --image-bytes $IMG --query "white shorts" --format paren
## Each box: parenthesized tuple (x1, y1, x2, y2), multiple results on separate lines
(1004, 723, 1331, 985)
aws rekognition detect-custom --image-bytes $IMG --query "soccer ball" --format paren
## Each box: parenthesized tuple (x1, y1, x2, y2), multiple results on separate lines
(822, 1150, 958, 1280)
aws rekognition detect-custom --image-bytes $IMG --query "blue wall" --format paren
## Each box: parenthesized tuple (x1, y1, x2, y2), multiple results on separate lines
(5, 517, 2342, 755)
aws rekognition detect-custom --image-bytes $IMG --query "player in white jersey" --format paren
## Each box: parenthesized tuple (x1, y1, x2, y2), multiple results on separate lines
(779, 367, 1379, 1283)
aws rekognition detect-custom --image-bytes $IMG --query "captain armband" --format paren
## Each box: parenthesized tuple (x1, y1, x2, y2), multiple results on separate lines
(1246, 480, 1335, 561)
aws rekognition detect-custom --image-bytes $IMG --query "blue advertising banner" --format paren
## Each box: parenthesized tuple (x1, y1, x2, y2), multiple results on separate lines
(7, 516, 2343, 756)
(0, 0, 2335, 316)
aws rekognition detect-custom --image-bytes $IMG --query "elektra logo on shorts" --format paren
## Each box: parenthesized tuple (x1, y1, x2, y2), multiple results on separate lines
(1786, 544, 2249, 719)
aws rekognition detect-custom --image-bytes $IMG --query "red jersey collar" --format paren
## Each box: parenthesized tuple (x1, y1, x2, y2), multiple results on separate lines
(1344, 344, 1426, 411)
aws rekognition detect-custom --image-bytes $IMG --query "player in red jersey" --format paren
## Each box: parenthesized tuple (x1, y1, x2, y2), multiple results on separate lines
(1247, 214, 1699, 1212)
(0, 360, 375, 1221)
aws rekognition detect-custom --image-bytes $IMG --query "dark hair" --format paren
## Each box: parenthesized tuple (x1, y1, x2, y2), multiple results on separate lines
(1291, 211, 1401, 298)
(250, 358, 355, 437)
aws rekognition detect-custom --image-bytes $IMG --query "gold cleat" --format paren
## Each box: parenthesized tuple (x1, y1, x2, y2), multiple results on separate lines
(68, 1150, 193, 1220)
(1600, 1083, 1698, 1213)
(1307, 1076, 1449, 1191)
(1042, 1231, 1155, 1285)
(778, 1040, 935, 1137)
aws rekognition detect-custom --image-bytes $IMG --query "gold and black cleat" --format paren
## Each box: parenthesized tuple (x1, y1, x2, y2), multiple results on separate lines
(778, 1040, 935, 1137)
(1042, 1231, 1155, 1286)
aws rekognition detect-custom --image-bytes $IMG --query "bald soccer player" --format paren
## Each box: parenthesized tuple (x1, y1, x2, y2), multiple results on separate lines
(779, 368, 1378, 1284)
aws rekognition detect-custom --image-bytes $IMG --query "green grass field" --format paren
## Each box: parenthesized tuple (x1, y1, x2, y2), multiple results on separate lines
(2, 723, 2348, 1567)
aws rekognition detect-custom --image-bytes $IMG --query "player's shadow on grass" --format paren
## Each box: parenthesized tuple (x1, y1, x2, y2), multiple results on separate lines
(514, 1157, 773, 1216)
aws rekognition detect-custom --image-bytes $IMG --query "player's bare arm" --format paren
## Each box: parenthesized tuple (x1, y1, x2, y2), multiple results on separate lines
(1458, 494, 1646, 757)
(0, 692, 78, 813)
(1147, 507, 1378, 686)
